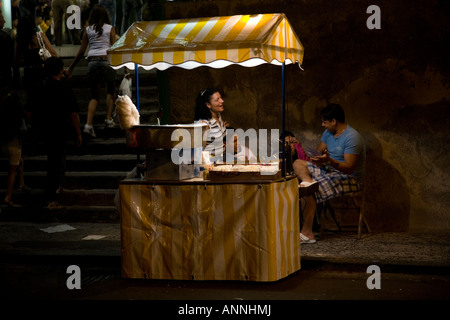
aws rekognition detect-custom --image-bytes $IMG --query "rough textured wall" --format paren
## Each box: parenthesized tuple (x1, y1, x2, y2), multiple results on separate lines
(160, 0, 450, 231)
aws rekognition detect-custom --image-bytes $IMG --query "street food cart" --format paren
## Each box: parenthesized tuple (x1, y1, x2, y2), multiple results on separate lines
(108, 13, 304, 281)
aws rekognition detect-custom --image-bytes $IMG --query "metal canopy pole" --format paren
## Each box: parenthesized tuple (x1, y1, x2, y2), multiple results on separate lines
(135, 63, 141, 165)
(135, 63, 140, 111)
(281, 62, 286, 178)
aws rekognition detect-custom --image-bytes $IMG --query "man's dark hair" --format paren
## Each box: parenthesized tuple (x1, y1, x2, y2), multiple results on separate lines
(320, 103, 346, 123)
(44, 56, 64, 77)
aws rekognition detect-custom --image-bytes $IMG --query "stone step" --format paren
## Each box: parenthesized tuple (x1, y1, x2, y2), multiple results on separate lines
(21, 136, 143, 156)
(0, 204, 119, 223)
(1, 154, 140, 172)
(7, 54, 158, 223)
(69, 74, 159, 88)
(77, 107, 162, 126)
(0, 188, 118, 207)
(0, 171, 130, 190)
(71, 86, 160, 101)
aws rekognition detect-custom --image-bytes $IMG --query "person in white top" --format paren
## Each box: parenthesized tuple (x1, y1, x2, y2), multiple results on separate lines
(194, 88, 230, 161)
(221, 130, 257, 164)
(67, 4, 117, 138)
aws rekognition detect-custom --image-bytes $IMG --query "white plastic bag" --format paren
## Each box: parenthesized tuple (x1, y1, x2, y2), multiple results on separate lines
(119, 75, 132, 98)
(114, 95, 140, 130)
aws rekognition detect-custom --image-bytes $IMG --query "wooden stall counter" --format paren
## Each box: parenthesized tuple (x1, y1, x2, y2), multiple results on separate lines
(119, 176, 300, 281)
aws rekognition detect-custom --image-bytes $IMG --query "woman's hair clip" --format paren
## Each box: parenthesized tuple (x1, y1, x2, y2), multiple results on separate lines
(200, 89, 206, 96)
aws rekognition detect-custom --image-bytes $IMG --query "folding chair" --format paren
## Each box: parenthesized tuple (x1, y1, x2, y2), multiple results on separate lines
(318, 185, 371, 239)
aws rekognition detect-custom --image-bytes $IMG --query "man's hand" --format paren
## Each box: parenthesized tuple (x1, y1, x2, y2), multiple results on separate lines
(311, 149, 329, 166)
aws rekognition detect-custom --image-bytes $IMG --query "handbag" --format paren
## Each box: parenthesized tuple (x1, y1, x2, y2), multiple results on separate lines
(36, 31, 52, 62)
(119, 74, 132, 98)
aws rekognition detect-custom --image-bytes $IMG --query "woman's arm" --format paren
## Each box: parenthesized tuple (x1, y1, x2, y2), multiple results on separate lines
(68, 30, 88, 72)
(110, 26, 117, 45)
(41, 32, 58, 57)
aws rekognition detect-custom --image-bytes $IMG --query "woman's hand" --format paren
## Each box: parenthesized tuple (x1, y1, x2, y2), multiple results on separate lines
(63, 68, 72, 79)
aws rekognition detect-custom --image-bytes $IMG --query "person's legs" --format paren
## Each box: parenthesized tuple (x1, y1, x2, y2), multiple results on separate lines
(69, 28, 81, 45)
(4, 164, 18, 205)
(87, 98, 99, 126)
(84, 61, 103, 136)
(105, 64, 116, 123)
(106, 94, 114, 120)
(17, 157, 27, 189)
(3, 137, 22, 205)
(293, 159, 317, 240)
(99, 0, 117, 27)
(84, 98, 99, 137)
(121, 0, 132, 35)
(299, 163, 363, 241)
(45, 143, 57, 203)
(45, 141, 66, 207)
(133, 0, 143, 21)
(52, 0, 64, 46)
(311, 164, 362, 204)
(301, 195, 317, 240)
(293, 159, 313, 183)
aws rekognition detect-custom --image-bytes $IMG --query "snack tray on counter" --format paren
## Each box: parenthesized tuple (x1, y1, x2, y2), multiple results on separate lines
(208, 164, 281, 181)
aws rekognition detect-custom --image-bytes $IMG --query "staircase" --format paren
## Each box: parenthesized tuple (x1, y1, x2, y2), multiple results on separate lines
(0, 57, 161, 223)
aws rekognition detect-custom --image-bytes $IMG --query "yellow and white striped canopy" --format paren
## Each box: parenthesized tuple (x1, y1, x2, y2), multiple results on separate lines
(107, 13, 304, 70)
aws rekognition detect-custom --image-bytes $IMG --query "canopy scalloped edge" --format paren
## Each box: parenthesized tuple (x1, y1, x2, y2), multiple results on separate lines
(110, 57, 303, 71)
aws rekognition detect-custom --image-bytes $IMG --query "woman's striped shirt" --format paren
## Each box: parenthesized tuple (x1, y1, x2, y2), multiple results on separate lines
(196, 115, 226, 157)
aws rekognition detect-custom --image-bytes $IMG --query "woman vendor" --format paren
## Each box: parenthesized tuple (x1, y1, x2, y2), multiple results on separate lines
(194, 88, 229, 161)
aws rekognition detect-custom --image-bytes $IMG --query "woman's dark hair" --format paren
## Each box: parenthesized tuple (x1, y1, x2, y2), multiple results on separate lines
(194, 88, 219, 121)
(320, 103, 346, 123)
(16, 16, 38, 50)
(88, 4, 111, 36)
(283, 130, 295, 138)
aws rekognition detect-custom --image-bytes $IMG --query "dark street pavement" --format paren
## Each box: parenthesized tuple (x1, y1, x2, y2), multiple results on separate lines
(0, 221, 448, 312)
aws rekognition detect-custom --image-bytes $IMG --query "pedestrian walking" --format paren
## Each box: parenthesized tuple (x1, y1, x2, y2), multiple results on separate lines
(30, 57, 82, 209)
(15, 15, 58, 115)
(67, 4, 117, 138)
(120, 0, 142, 35)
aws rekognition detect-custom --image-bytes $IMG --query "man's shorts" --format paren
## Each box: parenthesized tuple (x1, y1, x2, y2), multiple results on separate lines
(307, 162, 362, 203)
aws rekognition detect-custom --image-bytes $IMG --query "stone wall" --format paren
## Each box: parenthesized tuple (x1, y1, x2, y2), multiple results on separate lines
(157, 0, 450, 231)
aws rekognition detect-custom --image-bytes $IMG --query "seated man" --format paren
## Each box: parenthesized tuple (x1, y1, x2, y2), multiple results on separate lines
(293, 103, 366, 244)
